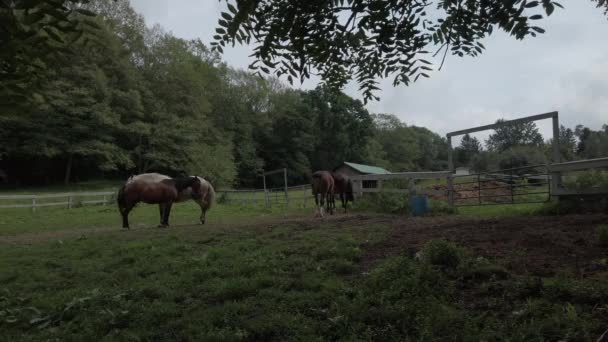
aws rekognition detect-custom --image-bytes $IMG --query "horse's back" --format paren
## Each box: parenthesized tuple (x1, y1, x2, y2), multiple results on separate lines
(128, 173, 170, 184)
(332, 172, 349, 193)
(312, 170, 334, 193)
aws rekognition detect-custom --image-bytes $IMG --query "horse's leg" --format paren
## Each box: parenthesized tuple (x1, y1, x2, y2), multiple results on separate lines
(162, 201, 174, 227)
(329, 192, 335, 215)
(122, 203, 134, 229)
(200, 206, 206, 225)
(319, 193, 325, 217)
(158, 204, 165, 226)
(340, 193, 346, 212)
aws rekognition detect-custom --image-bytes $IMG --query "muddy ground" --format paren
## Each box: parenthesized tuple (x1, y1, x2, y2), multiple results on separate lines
(356, 213, 608, 277)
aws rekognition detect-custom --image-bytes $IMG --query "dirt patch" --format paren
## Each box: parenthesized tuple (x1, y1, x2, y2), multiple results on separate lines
(359, 214, 608, 277)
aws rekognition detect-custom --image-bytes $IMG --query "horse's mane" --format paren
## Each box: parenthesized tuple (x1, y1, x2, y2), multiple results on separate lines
(171, 176, 198, 192)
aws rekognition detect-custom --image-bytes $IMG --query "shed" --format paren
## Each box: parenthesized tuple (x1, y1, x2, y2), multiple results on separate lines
(333, 161, 391, 177)
(455, 167, 470, 176)
(333, 162, 390, 189)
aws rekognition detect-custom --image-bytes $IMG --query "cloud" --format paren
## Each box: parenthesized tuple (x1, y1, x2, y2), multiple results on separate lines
(129, 0, 608, 138)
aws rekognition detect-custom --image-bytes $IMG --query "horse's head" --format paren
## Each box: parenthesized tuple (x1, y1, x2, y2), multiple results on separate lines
(190, 176, 204, 200)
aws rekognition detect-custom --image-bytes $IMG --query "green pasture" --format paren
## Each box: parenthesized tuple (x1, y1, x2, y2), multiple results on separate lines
(0, 184, 606, 340)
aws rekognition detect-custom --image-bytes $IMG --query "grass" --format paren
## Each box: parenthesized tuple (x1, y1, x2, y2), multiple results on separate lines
(457, 202, 545, 217)
(1, 182, 606, 340)
(0, 201, 311, 236)
(1, 222, 606, 340)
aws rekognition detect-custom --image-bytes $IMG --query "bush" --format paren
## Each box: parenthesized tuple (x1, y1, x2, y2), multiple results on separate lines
(420, 239, 465, 269)
(563, 170, 608, 190)
(353, 193, 410, 214)
(428, 200, 457, 216)
(598, 225, 608, 247)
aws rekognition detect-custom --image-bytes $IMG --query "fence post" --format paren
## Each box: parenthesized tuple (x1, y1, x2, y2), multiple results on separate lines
(447, 135, 455, 207)
(32, 196, 36, 212)
(68, 194, 73, 209)
(103, 194, 107, 205)
(262, 173, 269, 208)
(478, 173, 481, 206)
(550, 113, 562, 201)
(283, 168, 289, 207)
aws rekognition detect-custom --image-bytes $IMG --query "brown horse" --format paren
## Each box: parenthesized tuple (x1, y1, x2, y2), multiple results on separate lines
(126, 173, 215, 225)
(332, 172, 354, 212)
(311, 171, 335, 216)
(117, 176, 203, 229)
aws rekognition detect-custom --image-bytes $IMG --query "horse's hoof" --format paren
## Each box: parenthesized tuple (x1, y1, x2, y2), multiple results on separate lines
(158, 224, 168, 228)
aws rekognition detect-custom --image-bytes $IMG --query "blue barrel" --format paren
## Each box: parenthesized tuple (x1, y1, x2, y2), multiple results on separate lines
(409, 195, 429, 216)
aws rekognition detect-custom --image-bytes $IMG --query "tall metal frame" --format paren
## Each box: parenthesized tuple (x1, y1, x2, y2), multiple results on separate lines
(446, 111, 561, 207)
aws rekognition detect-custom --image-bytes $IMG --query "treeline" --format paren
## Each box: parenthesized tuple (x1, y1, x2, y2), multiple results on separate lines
(454, 120, 608, 173)
(0, 0, 448, 187)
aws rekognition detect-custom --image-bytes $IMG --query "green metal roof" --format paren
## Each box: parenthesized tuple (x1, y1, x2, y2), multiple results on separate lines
(341, 162, 391, 174)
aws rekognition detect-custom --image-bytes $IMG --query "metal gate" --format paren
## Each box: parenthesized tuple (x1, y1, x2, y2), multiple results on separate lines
(451, 164, 551, 207)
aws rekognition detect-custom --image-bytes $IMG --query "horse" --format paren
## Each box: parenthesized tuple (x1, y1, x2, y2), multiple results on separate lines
(332, 172, 354, 212)
(311, 170, 335, 217)
(117, 175, 203, 229)
(124, 173, 215, 225)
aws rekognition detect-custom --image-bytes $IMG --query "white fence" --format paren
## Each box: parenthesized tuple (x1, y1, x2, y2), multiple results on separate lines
(0, 184, 315, 210)
(0, 191, 115, 210)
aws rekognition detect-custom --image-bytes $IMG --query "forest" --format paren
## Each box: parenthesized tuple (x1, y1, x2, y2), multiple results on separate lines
(1, 0, 606, 188)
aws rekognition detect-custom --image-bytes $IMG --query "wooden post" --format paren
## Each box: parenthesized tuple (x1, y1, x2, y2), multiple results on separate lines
(103, 195, 107, 205)
(447, 136, 455, 207)
(262, 173, 269, 208)
(551, 113, 562, 200)
(283, 168, 289, 207)
(32, 196, 36, 212)
(68, 194, 73, 209)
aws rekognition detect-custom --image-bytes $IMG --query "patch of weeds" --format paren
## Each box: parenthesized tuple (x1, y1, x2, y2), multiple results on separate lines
(353, 193, 410, 214)
(420, 239, 465, 269)
(427, 199, 457, 216)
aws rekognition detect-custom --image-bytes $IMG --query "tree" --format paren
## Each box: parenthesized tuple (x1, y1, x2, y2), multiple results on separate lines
(368, 114, 447, 171)
(546, 125, 576, 161)
(575, 124, 608, 159)
(455, 133, 481, 166)
(486, 119, 543, 152)
(575, 124, 592, 155)
(212, 0, 608, 101)
(1, 0, 100, 108)
(305, 87, 374, 171)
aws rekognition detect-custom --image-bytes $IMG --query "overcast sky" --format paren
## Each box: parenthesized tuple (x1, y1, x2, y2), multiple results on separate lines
(130, 0, 607, 143)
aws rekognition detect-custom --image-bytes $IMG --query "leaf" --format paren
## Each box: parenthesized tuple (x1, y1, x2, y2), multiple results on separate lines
(75, 8, 96, 17)
(529, 14, 543, 20)
(227, 3, 237, 14)
(531, 26, 545, 33)
(216, 28, 226, 34)
(524, 1, 539, 8)
(221, 12, 232, 21)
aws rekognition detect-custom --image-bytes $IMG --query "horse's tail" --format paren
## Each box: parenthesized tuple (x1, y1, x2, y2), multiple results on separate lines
(205, 180, 216, 209)
(117, 184, 127, 213)
(311, 172, 322, 194)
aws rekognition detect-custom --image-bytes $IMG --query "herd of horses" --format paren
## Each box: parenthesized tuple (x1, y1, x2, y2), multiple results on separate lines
(116, 170, 354, 229)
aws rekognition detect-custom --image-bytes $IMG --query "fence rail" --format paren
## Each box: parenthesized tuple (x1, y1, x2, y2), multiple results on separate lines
(0, 191, 115, 210)
(0, 185, 315, 210)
